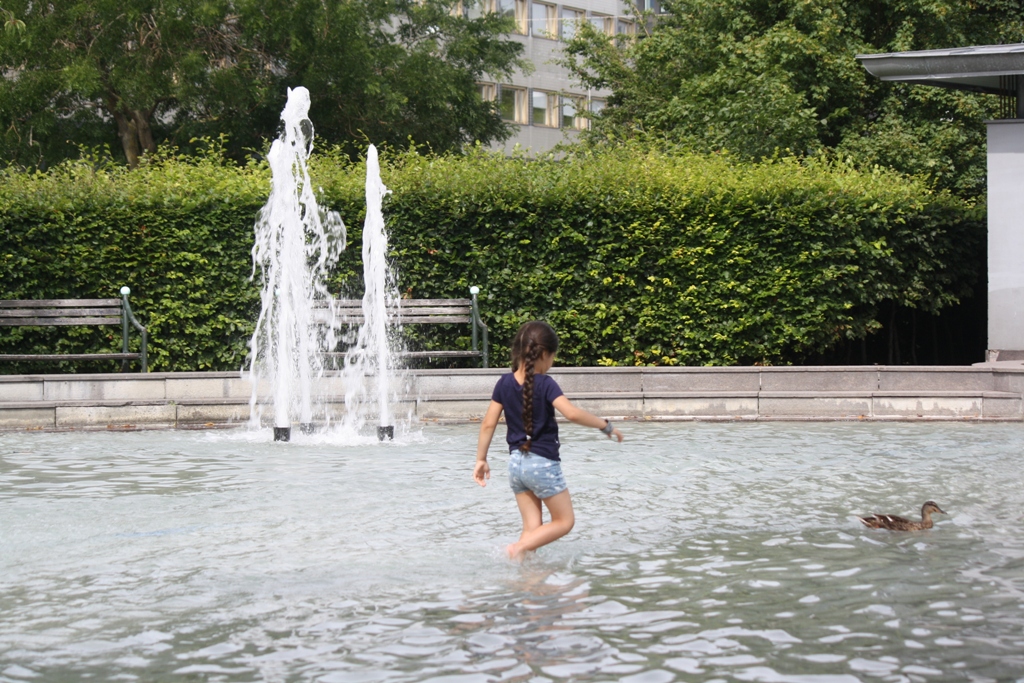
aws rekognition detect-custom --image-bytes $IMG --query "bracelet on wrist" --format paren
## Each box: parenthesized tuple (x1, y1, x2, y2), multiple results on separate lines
(601, 420, 614, 435)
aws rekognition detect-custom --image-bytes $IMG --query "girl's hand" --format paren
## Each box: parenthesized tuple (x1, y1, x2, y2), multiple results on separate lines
(473, 459, 491, 486)
(609, 427, 624, 443)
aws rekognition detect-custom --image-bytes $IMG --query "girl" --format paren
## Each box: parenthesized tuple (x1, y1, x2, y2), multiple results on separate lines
(473, 321, 624, 560)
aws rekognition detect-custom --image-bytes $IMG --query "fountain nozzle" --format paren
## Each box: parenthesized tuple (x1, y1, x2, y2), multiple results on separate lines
(273, 427, 291, 442)
(378, 425, 394, 441)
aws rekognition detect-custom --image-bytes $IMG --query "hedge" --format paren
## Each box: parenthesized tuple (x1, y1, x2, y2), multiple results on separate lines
(0, 145, 981, 372)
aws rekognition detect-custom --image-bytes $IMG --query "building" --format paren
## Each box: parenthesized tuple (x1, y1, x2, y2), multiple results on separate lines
(857, 44, 1024, 363)
(474, 0, 661, 154)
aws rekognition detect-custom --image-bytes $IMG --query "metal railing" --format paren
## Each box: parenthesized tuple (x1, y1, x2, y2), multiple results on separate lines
(120, 286, 148, 372)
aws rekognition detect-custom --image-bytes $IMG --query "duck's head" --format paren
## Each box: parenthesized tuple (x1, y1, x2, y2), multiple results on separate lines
(922, 501, 946, 515)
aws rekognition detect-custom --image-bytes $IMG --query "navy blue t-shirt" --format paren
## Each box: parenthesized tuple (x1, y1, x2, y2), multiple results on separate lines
(491, 372, 564, 461)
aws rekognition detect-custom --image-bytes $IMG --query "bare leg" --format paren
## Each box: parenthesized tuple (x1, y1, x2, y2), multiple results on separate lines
(516, 491, 544, 538)
(507, 490, 574, 560)
(507, 491, 543, 559)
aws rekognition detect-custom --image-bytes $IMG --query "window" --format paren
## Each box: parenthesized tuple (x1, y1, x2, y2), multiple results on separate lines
(494, 0, 529, 34)
(499, 85, 528, 124)
(590, 98, 606, 115)
(493, 0, 514, 16)
(561, 7, 584, 41)
(532, 90, 558, 127)
(616, 19, 635, 38)
(637, 0, 668, 12)
(589, 13, 614, 36)
(532, 2, 557, 38)
(562, 96, 587, 130)
(477, 82, 496, 103)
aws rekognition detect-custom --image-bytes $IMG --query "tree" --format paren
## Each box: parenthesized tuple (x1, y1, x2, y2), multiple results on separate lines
(562, 0, 1024, 197)
(0, 1, 266, 167)
(0, 0, 524, 168)
(0, 5, 24, 34)
(232, 0, 526, 160)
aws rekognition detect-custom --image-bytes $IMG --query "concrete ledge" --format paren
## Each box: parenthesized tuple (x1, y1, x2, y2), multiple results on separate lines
(166, 376, 253, 400)
(0, 407, 54, 430)
(644, 373, 760, 392)
(44, 378, 168, 401)
(570, 397, 645, 417)
(760, 395, 872, 418)
(413, 372, 501, 396)
(760, 368, 879, 392)
(878, 369, 996, 391)
(56, 403, 178, 429)
(644, 396, 758, 417)
(2, 381, 44, 401)
(551, 368, 644, 393)
(1, 366, 1022, 430)
(873, 396, 981, 418)
(984, 395, 1023, 418)
(176, 403, 251, 425)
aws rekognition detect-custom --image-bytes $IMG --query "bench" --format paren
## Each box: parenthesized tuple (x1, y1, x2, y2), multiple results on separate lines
(325, 287, 489, 367)
(0, 286, 149, 372)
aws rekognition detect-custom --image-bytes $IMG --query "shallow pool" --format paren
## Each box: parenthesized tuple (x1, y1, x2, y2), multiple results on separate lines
(2, 422, 1024, 682)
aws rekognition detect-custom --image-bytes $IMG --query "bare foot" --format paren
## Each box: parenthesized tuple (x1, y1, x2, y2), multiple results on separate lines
(505, 543, 523, 562)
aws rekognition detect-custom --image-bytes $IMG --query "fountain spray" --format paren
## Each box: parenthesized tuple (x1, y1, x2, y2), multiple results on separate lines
(337, 144, 403, 441)
(364, 147, 393, 440)
(248, 87, 345, 441)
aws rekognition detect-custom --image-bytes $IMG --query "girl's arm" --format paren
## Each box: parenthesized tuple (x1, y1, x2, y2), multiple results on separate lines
(553, 395, 624, 442)
(473, 400, 504, 486)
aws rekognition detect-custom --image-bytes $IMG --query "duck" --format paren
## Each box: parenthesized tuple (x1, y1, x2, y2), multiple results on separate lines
(858, 501, 947, 531)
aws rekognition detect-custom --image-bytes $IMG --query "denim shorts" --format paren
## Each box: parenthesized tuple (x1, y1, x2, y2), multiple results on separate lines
(508, 450, 567, 499)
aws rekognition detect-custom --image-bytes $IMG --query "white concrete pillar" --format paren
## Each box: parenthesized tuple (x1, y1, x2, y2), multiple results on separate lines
(988, 120, 1024, 361)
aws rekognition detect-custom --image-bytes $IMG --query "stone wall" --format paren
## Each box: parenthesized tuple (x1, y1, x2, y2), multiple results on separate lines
(1, 365, 1022, 431)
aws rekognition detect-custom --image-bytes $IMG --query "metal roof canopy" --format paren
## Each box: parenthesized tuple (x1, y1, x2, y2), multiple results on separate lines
(857, 44, 1024, 117)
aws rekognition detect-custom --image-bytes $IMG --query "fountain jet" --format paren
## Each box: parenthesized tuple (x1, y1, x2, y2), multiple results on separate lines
(248, 87, 345, 440)
(341, 145, 402, 440)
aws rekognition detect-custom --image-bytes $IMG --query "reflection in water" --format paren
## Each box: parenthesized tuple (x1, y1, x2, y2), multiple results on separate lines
(2, 423, 1024, 681)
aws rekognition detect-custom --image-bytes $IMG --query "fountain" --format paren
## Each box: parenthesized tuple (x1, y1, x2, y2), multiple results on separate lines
(249, 88, 403, 441)
(248, 86, 346, 441)
(340, 145, 402, 441)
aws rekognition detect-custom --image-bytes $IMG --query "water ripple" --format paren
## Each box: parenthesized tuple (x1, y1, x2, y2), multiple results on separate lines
(1, 422, 1024, 680)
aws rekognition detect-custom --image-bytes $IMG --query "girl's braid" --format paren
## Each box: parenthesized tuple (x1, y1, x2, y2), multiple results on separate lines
(509, 320, 560, 454)
(520, 341, 543, 452)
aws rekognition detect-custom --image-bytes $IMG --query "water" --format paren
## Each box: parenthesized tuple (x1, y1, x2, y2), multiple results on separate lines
(249, 86, 346, 430)
(340, 145, 404, 435)
(2, 422, 1024, 681)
